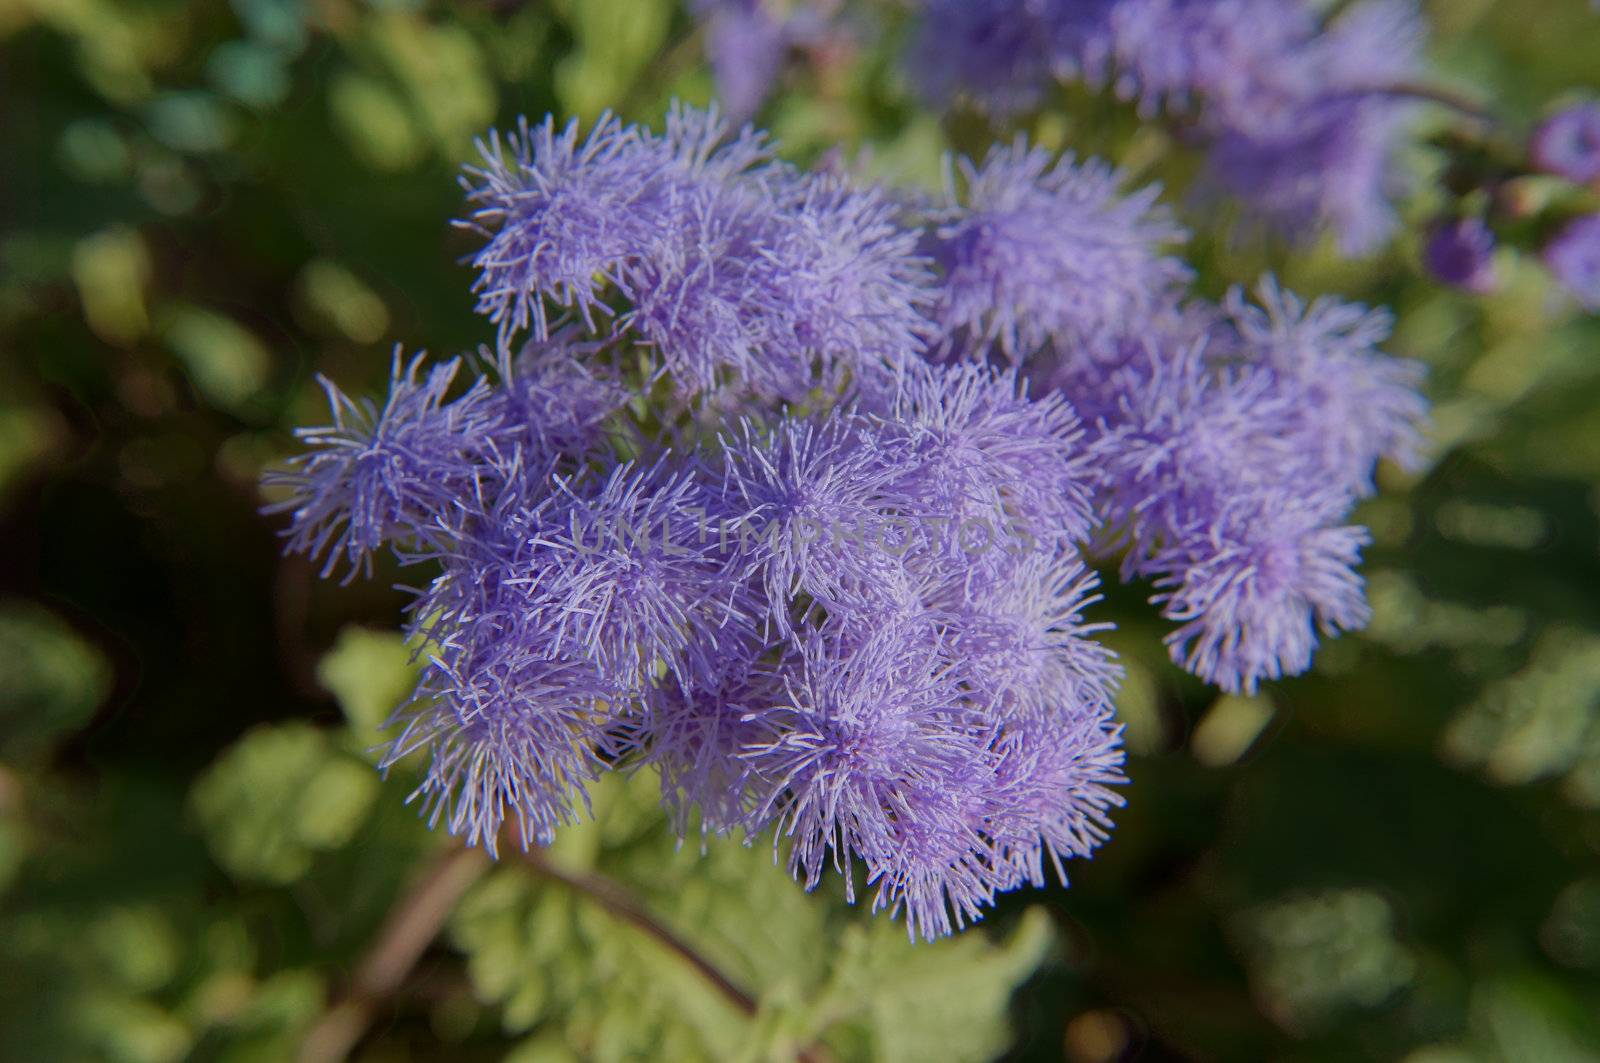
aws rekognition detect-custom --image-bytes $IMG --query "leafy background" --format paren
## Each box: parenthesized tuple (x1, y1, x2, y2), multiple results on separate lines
(3, 0, 1600, 1059)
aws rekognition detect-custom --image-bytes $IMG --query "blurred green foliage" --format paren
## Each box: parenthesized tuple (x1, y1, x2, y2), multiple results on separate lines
(2, 0, 1599, 1060)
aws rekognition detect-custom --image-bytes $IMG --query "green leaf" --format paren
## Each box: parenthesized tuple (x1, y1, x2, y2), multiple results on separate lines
(161, 305, 273, 414)
(314, 625, 419, 759)
(805, 911, 1055, 1063)
(1470, 973, 1600, 1063)
(551, 0, 671, 119)
(0, 599, 111, 763)
(190, 724, 379, 884)
(453, 773, 1053, 1062)
(328, 71, 424, 171)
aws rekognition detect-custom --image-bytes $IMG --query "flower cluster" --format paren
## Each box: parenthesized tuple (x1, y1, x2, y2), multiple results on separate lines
(911, 0, 1427, 254)
(1038, 284, 1426, 693)
(270, 104, 1427, 937)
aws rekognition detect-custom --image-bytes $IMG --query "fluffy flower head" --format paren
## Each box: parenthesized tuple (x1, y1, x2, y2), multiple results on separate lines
(928, 139, 1188, 360)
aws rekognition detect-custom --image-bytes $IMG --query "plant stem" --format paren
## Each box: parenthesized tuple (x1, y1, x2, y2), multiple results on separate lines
(517, 850, 830, 1063)
(299, 842, 828, 1063)
(297, 844, 491, 1063)
(1353, 82, 1499, 126)
(518, 847, 761, 1014)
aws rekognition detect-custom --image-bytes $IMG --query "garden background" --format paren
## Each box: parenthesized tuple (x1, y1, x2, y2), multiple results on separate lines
(3, 0, 1600, 1059)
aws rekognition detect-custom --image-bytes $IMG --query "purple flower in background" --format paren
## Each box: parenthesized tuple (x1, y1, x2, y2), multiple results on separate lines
(1200, 0, 1425, 254)
(1531, 103, 1600, 184)
(1424, 218, 1500, 294)
(908, 0, 1060, 116)
(927, 139, 1188, 360)
(1543, 215, 1600, 310)
(698, 0, 791, 122)
(911, 0, 1428, 255)
(695, 1, 837, 122)
(1204, 94, 1415, 256)
(1103, 0, 1317, 120)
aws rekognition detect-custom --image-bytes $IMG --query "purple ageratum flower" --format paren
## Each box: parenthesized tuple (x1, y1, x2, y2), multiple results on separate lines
(1531, 103, 1600, 184)
(387, 449, 763, 849)
(460, 113, 658, 342)
(1069, 323, 1306, 565)
(940, 550, 1120, 715)
(617, 180, 782, 396)
(1542, 215, 1600, 310)
(987, 706, 1125, 891)
(760, 173, 934, 385)
(501, 460, 757, 691)
(1424, 218, 1500, 295)
(742, 620, 1008, 939)
(381, 641, 619, 854)
(485, 328, 632, 467)
(927, 139, 1189, 361)
(708, 387, 1125, 938)
(1224, 278, 1429, 492)
(716, 413, 902, 629)
(1076, 344, 1375, 694)
(619, 169, 933, 401)
(741, 553, 1126, 939)
(641, 638, 785, 835)
(656, 99, 779, 185)
(266, 351, 502, 579)
(461, 104, 781, 349)
(870, 360, 1098, 549)
(1153, 492, 1372, 694)
(464, 103, 933, 404)
(1043, 278, 1425, 693)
